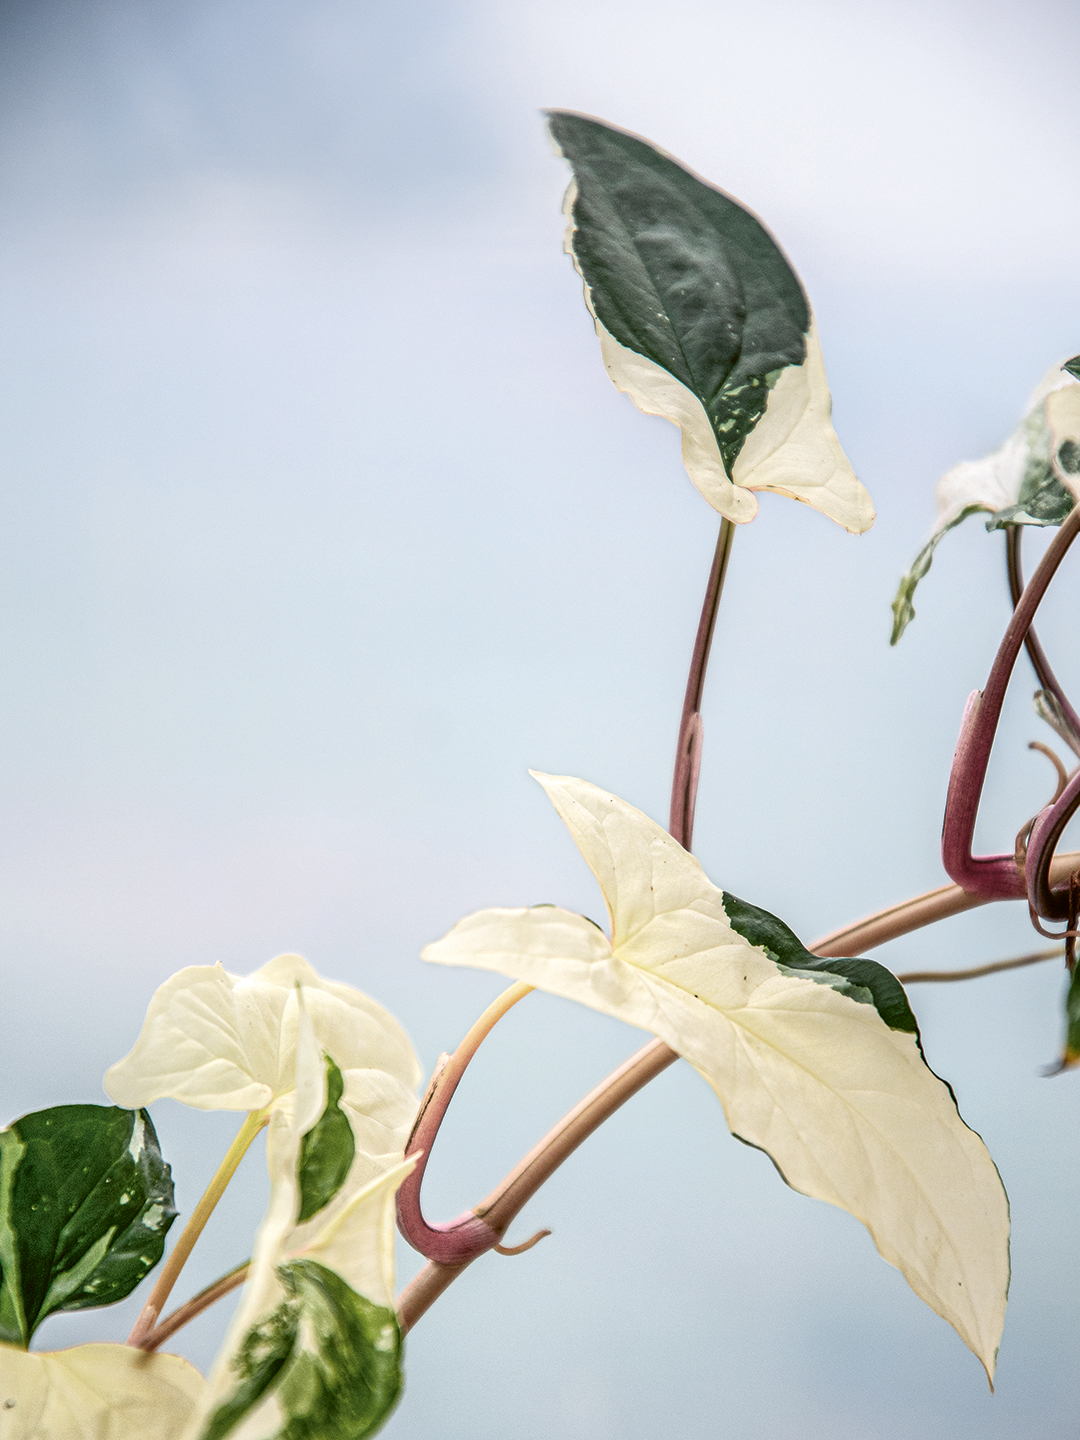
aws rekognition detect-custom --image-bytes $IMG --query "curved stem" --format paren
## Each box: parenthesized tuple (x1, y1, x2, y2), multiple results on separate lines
(396, 860, 1080, 1332)
(396, 522, 737, 1268)
(669, 518, 736, 849)
(1005, 525, 1080, 745)
(1004, 523, 1080, 918)
(397, 1037, 677, 1331)
(395, 981, 536, 1264)
(942, 506, 1080, 897)
(127, 1108, 268, 1348)
(1027, 771, 1080, 919)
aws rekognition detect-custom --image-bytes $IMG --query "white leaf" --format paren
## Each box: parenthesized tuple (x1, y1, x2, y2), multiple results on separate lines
(892, 360, 1080, 641)
(933, 362, 1078, 530)
(591, 303, 872, 534)
(104, 954, 421, 1176)
(423, 772, 1010, 1380)
(182, 1007, 413, 1440)
(0, 1342, 202, 1439)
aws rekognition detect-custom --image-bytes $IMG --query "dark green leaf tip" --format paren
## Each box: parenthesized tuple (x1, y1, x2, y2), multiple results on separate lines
(545, 110, 809, 476)
(297, 1057, 355, 1224)
(721, 891, 918, 1034)
(1063, 356, 1080, 382)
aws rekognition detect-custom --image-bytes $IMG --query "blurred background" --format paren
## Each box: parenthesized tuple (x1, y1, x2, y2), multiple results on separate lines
(1, 0, 1079, 1435)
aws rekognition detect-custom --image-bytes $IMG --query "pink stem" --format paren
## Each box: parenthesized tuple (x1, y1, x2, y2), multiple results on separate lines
(1027, 770, 1080, 920)
(669, 519, 735, 848)
(1006, 524, 1080, 742)
(941, 506, 1080, 898)
(397, 521, 738, 1265)
(396, 982, 534, 1264)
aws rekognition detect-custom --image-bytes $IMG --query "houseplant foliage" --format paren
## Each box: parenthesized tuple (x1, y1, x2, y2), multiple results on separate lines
(2, 109, 1076, 1435)
(891, 357, 1080, 643)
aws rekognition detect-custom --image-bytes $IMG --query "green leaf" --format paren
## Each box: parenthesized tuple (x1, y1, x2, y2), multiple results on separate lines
(0, 1105, 176, 1347)
(547, 110, 807, 477)
(983, 407, 1075, 530)
(297, 1057, 355, 1224)
(719, 890, 917, 1034)
(1064, 355, 1080, 382)
(547, 111, 873, 533)
(201, 1259, 402, 1440)
(890, 503, 990, 644)
(891, 363, 1080, 641)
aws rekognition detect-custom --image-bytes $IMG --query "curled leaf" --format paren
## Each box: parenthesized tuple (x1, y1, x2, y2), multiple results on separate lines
(184, 998, 412, 1440)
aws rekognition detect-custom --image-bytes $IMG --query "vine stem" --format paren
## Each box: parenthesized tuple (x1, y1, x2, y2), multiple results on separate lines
(397, 866, 1079, 1332)
(128, 1108, 268, 1348)
(670, 518, 736, 849)
(942, 505, 1080, 897)
(1005, 524, 1080, 746)
(897, 945, 1062, 984)
(140, 1263, 250, 1352)
(395, 980, 538, 1263)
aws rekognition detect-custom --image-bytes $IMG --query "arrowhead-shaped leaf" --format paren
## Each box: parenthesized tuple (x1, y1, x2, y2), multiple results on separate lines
(424, 772, 1010, 1380)
(0, 1106, 176, 1347)
(548, 110, 873, 533)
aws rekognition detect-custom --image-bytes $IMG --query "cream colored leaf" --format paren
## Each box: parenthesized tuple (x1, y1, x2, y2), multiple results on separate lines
(295, 1157, 415, 1312)
(592, 312, 872, 534)
(423, 773, 1009, 1380)
(183, 1001, 412, 1440)
(0, 1342, 203, 1438)
(104, 954, 421, 1152)
(933, 363, 1079, 529)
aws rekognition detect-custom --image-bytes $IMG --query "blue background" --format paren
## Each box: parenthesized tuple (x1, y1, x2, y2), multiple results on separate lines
(1, 1, 1079, 1434)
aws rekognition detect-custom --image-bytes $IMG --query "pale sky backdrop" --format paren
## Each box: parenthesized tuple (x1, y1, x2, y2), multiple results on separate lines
(2, 1, 1080, 1436)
